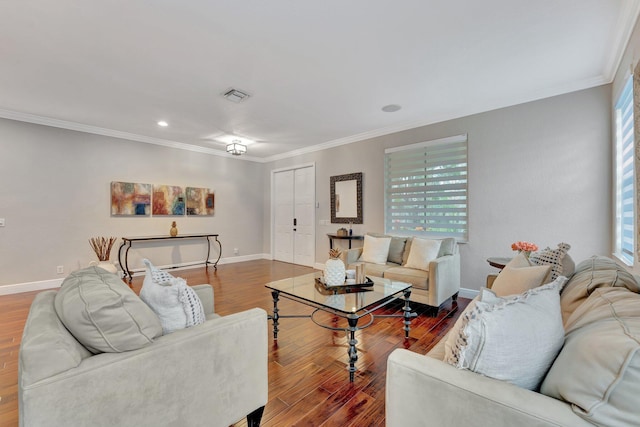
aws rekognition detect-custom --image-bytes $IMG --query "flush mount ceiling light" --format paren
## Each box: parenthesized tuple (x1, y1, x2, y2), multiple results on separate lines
(381, 104, 402, 112)
(222, 88, 251, 103)
(157, 120, 169, 127)
(226, 140, 247, 156)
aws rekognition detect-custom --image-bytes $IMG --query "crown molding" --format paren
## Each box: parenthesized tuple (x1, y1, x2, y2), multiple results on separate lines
(602, 0, 640, 82)
(0, 109, 264, 162)
(0, 69, 615, 165)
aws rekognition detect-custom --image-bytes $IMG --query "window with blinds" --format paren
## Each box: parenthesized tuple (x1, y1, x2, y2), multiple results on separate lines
(384, 134, 468, 241)
(615, 76, 635, 265)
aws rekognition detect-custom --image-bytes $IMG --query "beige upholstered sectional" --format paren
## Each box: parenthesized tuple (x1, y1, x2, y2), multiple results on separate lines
(343, 234, 460, 312)
(386, 256, 640, 427)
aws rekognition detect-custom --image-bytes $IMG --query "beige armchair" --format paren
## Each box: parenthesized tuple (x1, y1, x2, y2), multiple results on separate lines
(19, 282, 268, 427)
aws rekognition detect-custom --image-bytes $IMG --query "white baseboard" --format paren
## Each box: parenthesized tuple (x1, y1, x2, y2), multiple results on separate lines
(0, 254, 274, 296)
(459, 287, 479, 299)
(0, 278, 64, 296)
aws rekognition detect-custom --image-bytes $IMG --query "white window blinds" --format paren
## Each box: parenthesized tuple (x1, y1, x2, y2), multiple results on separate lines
(615, 76, 635, 265)
(384, 134, 468, 241)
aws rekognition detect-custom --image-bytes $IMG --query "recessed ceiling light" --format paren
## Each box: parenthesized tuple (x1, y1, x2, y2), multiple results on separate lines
(382, 104, 402, 113)
(157, 120, 169, 127)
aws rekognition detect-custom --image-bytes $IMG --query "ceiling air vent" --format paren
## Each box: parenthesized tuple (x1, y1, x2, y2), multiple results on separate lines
(222, 88, 250, 103)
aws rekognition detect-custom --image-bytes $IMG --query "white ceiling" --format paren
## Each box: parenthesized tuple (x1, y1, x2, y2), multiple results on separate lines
(1, 1, 639, 162)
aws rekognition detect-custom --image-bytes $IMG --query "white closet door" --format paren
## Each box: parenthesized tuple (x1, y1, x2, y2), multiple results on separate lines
(273, 169, 294, 263)
(272, 165, 315, 267)
(293, 167, 315, 266)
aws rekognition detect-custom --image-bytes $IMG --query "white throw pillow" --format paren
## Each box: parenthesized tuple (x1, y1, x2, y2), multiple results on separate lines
(444, 276, 567, 390)
(140, 259, 206, 334)
(359, 235, 392, 265)
(404, 238, 442, 270)
(491, 253, 551, 297)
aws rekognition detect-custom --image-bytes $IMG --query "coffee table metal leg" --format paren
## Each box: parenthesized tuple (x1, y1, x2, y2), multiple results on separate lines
(347, 314, 359, 382)
(270, 290, 280, 340)
(402, 289, 417, 339)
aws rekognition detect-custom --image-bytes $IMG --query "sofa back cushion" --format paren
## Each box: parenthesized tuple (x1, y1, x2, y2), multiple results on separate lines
(54, 266, 163, 354)
(490, 253, 551, 297)
(560, 256, 640, 324)
(540, 287, 640, 426)
(359, 235, 392, 264)
(402, 237, 456, 266)
(20, 291, 92, 386)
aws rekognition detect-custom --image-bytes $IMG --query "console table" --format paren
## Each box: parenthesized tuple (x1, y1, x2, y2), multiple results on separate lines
(327, 233, 364, 250)
(118, 234, 222, 281)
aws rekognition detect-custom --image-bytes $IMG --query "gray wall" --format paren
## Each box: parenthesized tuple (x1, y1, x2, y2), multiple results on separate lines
(0, 84, 612, 292)
(264, 85, 612, 291)
(0, 118, 265, 286)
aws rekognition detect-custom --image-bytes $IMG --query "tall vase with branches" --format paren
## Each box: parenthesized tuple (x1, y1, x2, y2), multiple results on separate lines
(89, 237, 118, 273)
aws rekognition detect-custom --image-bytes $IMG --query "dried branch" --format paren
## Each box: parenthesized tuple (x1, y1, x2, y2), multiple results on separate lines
(89, 236, 117, 261)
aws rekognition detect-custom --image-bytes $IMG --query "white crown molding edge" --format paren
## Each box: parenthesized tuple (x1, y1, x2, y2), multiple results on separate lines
(0, 109, 265, 163)
(602, 0, 640, 81)
(0, 69, 613, 165)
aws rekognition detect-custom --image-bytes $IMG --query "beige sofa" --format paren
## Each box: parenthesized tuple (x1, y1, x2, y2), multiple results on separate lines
(386, 256, 640, 427)
(343, 235, 460, 313)
(19, 268, 268, 427)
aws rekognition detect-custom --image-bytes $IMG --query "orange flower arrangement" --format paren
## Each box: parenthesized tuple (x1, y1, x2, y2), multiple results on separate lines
(511, 241, 538, 256)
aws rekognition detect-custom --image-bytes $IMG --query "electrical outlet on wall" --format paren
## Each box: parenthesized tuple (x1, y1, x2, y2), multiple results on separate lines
(234, 248, 239, 255)
(57, 265, 64, 274)
(0, 218, 5, 227)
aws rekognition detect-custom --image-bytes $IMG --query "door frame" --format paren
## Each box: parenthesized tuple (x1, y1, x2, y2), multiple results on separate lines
(270, 162, 316, 266)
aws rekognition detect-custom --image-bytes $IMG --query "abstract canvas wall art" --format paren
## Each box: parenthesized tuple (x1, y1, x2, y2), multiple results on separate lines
(186, 187, 214, 216)
(111, 182, 151, 216)
(152, 185, 185, 215)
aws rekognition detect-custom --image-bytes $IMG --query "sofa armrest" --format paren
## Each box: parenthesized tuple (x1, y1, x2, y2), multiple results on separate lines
(192, 283, 214, 315)
(386, 349, 591, 427)
(427, 253, 461, 307)
(20, 308, 268, 427)
(343, 247, 363, 266)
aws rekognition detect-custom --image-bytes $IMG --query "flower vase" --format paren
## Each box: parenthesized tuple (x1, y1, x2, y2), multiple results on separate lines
(324, 258, 346, 287)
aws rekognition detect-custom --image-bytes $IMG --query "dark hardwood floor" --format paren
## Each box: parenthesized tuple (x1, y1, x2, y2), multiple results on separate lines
(0, 260, 469, 426)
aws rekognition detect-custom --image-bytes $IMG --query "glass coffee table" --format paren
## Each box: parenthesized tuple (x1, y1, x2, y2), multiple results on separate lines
(265, 272, 416, 382)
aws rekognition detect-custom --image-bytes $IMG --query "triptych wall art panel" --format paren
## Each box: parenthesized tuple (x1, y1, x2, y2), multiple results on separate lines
(111, 182, 152, 216)
(111, 182, 214, 217)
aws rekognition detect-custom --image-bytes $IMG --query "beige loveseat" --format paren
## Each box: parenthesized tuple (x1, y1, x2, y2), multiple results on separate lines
(343, 234, 460, 313)
(19, 267, 268, 427)
(386, 256, 640, 427)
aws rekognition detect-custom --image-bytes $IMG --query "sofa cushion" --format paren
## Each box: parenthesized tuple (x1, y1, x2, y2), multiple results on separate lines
(444, 277, 566, 390)
(140, 259, 206, 334)
(559, 256, 640, 324)
(404, 238, 441, 271)
(388, 236, 408, 264)
(359, 235, 392, 265)
(366, 233, 407, 264)
(540, 287, 640, 426)
(54, 266, 163, 354)
(491, 253, 551, 297)
(20, 291, 93, 386)
(402, 237, 456, 266)
(384, 267, 429, 289)
(529, 242, 574, 283)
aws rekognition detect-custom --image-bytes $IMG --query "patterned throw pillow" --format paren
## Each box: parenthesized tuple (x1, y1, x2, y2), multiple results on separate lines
(444, 277, 567, 390)
(529, 242, 573, 282)
(140, 259, 206, 334)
